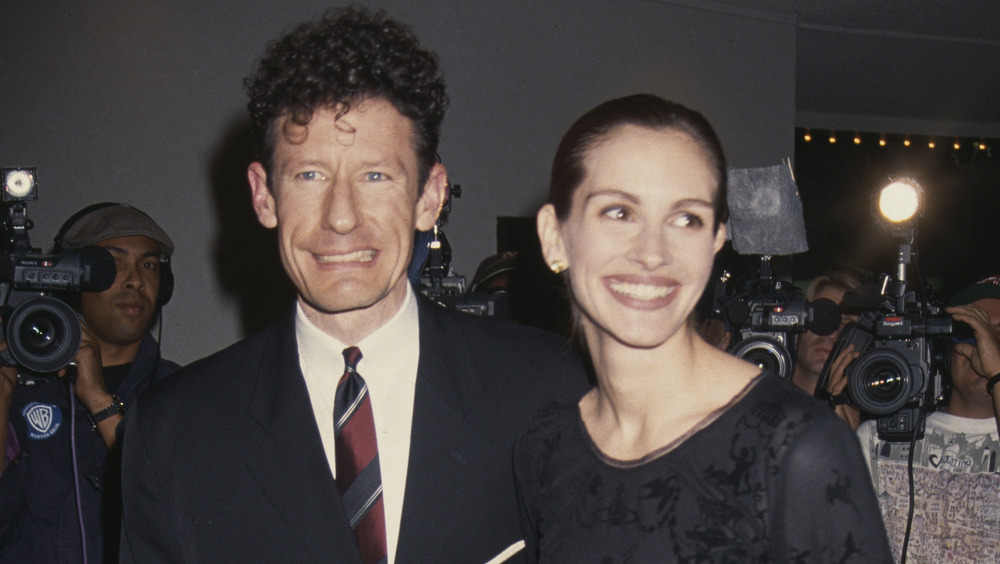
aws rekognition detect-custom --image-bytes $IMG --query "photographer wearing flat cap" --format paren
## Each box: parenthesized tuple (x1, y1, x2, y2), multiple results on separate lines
(0, 203, 180, 564)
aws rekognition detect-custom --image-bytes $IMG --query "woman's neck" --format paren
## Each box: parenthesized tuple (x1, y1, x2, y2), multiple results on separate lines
(579, 326, 750, 459)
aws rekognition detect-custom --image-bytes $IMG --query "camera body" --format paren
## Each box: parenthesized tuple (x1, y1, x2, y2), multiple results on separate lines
(834, 281, 951, 441)
(726, 289, 804, 381)
(420, 230, 509, 317)
(0, 167, 115, 374)
(415, 182, 513, 318)
(719, 257, 840, 379)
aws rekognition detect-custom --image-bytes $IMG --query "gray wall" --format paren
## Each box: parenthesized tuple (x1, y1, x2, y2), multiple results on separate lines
(0, 0, 795, 365)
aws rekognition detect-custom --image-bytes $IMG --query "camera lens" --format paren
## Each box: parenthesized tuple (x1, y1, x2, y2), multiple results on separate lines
(20, 310, 60, 350)
(731, 336, 793, 380)
(5, 296, 81, 373)
(847, 348, 914, 415)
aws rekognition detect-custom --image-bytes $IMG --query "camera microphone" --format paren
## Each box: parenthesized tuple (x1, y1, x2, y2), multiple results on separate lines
(807, 298, 842, 336)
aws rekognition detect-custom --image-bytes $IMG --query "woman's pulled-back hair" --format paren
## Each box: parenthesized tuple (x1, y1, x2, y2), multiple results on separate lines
(548, 94, 728, 229)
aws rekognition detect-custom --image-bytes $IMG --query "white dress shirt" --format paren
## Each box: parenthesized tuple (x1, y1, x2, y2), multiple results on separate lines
(296, 287, 420, 564)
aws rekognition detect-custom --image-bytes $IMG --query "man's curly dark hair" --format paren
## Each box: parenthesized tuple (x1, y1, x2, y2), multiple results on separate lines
(245, 6, 448, 188)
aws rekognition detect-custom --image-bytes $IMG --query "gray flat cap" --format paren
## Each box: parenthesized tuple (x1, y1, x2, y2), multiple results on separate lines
(59, 204, 174, 256)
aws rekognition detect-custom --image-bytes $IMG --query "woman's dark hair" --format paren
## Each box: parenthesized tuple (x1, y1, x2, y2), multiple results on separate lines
(548, 94, 729, 229)
(245, 6, 448, 188)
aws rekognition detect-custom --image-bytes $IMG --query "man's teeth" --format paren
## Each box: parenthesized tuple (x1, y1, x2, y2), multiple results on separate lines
(317, 250, 375, 263)
(610, 281, 674, 300)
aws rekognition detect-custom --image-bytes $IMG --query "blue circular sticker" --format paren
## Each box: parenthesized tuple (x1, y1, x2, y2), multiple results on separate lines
(22, 402, 63, 440)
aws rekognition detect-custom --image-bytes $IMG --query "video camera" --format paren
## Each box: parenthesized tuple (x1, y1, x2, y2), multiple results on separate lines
(417, 181, 513, 317)
(820, 268, 951, 442)
(0, 167, 115, 374)
(817, 179, 952, 441)
(715, 255, 841, 379)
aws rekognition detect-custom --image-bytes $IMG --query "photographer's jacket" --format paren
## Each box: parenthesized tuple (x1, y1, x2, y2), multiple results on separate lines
(0, 333, 178, 564)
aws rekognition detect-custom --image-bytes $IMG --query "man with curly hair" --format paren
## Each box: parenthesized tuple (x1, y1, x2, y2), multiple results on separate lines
(119, 7, 584, 563)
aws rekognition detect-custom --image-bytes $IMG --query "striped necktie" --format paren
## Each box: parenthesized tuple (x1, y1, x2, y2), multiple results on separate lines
(334, 346, 388, 564)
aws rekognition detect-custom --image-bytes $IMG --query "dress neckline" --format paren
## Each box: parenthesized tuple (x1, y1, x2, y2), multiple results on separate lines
(577, 371, 766, 469)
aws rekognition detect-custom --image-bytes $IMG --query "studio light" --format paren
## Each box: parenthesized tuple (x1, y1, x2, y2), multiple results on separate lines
(2, 168, 37, 201)
(876, 178, 922, 230)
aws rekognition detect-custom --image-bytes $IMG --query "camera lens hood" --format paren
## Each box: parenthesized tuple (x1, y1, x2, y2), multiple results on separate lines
(847, 348, 915, 415)
(732, 336, 794, 380)
(5, 295, 81, 373)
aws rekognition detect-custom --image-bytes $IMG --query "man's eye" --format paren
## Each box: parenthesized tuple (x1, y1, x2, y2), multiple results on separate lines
(364, 172, 388, 182)
(297, 171, 322, 181)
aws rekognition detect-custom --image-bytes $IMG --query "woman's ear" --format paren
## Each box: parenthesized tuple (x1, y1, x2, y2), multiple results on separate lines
(712, 221, 727, 255)
(537, 203, 568, 271)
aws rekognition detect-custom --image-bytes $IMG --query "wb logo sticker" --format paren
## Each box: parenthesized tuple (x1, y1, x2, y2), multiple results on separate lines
(22, 402, 62, 440)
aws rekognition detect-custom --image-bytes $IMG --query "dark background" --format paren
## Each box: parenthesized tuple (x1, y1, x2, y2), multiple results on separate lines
(2, 2, 996, 362)
(730, 130, 1000, 301)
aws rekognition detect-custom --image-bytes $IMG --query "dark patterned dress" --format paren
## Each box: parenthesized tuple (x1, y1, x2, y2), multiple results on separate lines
(513, 372, 893, 563)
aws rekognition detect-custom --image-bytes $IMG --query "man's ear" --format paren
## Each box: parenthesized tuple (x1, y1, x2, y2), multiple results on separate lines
(248, 162, 278, 229)
(414, 163, 448, 232)
(536, 203, 568, 269)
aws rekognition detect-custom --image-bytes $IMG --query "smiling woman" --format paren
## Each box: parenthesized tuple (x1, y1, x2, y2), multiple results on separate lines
(514, 94, 894, 563)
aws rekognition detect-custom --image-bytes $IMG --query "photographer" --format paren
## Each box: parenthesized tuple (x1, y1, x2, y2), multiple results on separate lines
(0, 203, 179, 563)
(856, 275, 1000, 562)
(790, 270, 862, 397)
(791, 270, 867, 430)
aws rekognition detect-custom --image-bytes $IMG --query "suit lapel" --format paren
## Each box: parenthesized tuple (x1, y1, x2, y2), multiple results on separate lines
(244, 310, 362, 562)
(410, 298, 488, 419)
(396, 299, 499, 560)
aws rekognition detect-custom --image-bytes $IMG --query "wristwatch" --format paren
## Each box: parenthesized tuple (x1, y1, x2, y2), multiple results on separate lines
(89, 395, 125, 428)
(987, 373, 1000, 396)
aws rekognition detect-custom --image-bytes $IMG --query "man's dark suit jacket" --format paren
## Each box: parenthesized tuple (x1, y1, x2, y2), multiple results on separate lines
(119, 295, 586, 563)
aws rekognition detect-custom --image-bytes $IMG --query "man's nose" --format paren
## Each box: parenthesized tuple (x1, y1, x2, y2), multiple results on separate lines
(120, 262, 145, 290)
(323, 182, 361, 234)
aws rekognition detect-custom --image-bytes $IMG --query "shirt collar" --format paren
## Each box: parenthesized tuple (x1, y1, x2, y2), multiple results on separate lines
(295, 285, 420, 378)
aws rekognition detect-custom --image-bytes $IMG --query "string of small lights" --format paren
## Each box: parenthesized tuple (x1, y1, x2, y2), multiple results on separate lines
(800, 128, 991, 153)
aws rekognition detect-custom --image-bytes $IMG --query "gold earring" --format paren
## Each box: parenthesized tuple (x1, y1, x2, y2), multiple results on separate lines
(549, 260, 567, 274)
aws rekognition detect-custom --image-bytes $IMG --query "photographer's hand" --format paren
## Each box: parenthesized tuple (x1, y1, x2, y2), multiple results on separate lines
(826, 343, 862, 430)
(67, 321, 120, 449)
(947, 305, 1000, 379)
(947, 304, 1000, 432)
